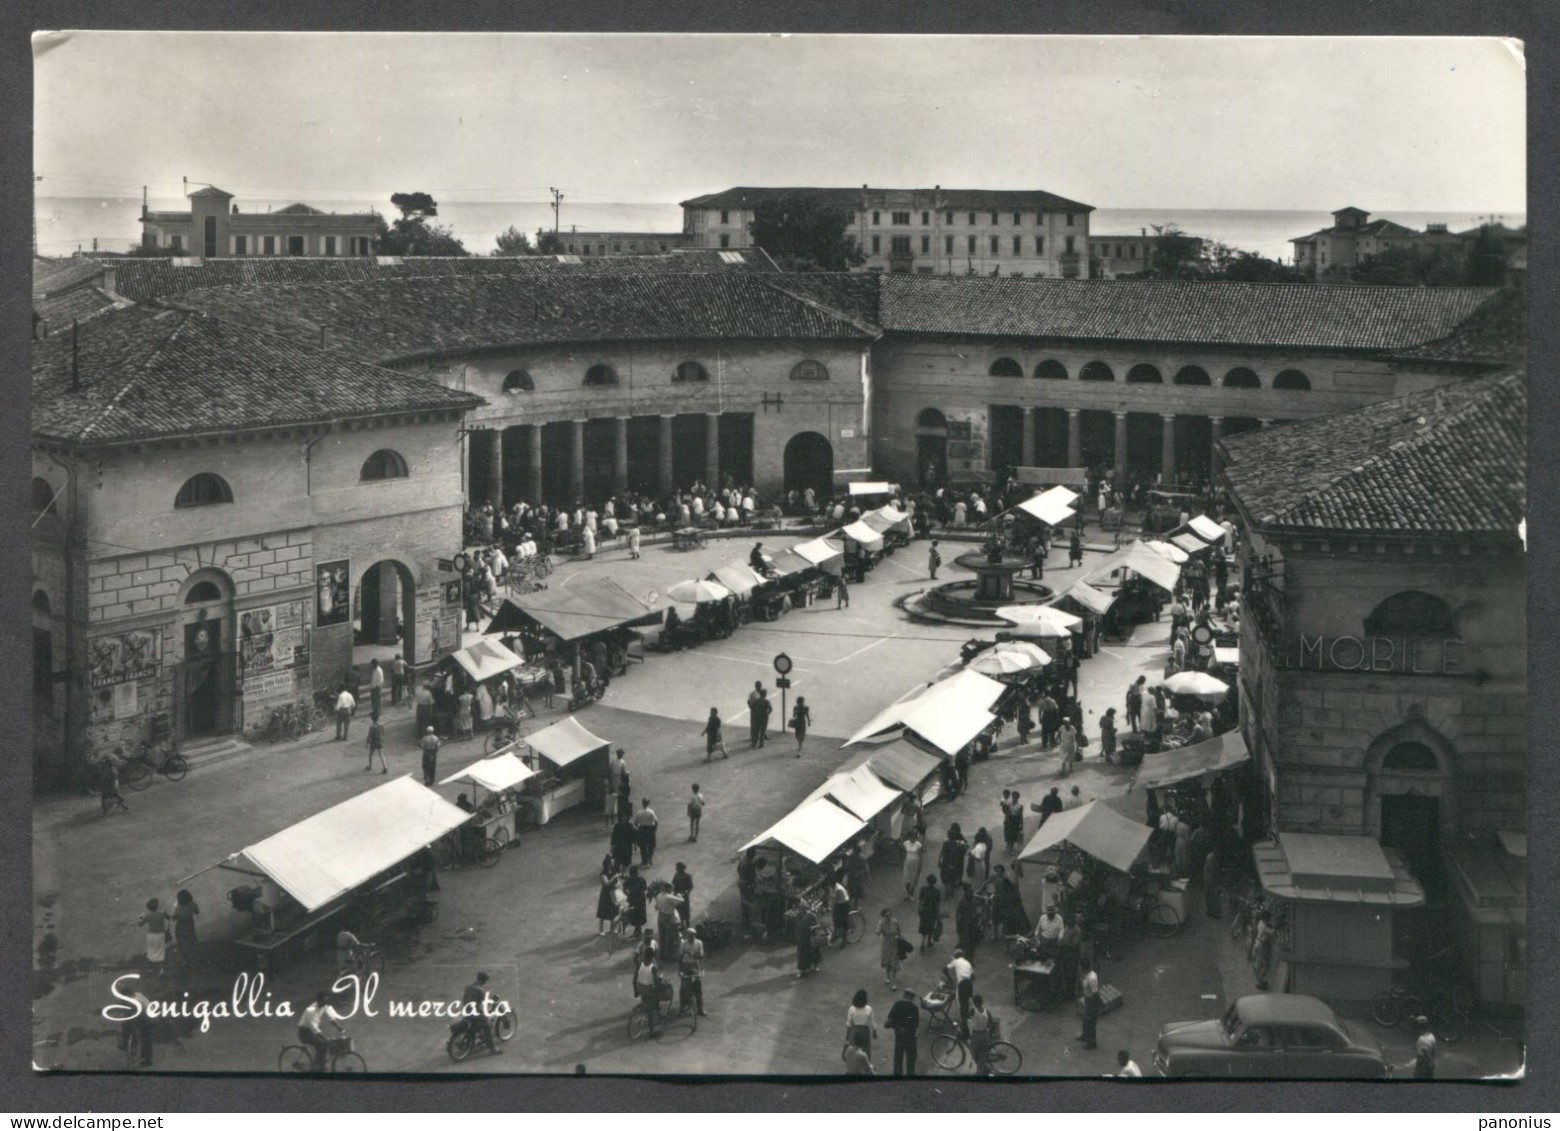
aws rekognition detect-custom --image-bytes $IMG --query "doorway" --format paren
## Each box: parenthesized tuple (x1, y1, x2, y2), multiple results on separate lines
(783, 431, 834, 497)
(182, 620, 224, 737)
(1380, 793, 1440, 876)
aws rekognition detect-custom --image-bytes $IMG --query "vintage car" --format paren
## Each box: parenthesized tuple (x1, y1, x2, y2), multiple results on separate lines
(1154, 994, 1390, 1078)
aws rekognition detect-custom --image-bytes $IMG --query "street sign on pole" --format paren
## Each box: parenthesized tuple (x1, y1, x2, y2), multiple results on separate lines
(773, 654, 793, 729)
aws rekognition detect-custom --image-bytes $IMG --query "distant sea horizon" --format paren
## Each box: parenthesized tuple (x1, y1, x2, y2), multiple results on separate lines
(35, 196, 1526, 265)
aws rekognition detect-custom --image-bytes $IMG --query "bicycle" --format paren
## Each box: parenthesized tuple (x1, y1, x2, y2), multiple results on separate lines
(120, 739, 189, 792)
(278, 1033, 366, 1073)
(628, 980, 678, 1041)
(931, 1022, 1022, 1076)
(485, 705, 529, 755)
(341, 942, 386, 979)
(798, 895, 865, 946)
(434, 828, 505, 869)
(1371, 983, 1469, 1044)
(446, 1003, 517, 1061)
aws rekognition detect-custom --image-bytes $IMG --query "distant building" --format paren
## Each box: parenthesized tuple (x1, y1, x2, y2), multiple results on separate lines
(140, 185, 377, 257)
(552, 230, 691, 256)
(1289, 207, 1423, 277)
(1088, 232, 1204, 279)
(680, 186, 1094, 278)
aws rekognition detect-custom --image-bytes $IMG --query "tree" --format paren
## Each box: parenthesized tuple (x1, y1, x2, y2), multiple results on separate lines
(1148, 223, 1206, 279)
(535, 231, 564, 255)
(375, 191, 469, 256)
(747, 193, 866, 272)
(1218, 250, 1307, 284)
(1464, 224, 1509, 286)
(390, 192, 439, 222)
(1350, 244, 1467, 287)
(492, 226, 534, 256)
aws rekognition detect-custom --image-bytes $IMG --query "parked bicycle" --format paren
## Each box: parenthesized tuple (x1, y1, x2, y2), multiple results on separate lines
(278, 1033, 366, 1073)
(1371, 984, 1468, 1043)
(484, 702, 530, 755)
(434, 827, 504, 869)
(120, 739, 188, 791)
(796, 892, 864, 945)
(341, 941, 386, 979)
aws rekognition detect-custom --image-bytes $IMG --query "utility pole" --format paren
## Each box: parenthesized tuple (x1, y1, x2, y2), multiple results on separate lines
(549, 187, 564, 237)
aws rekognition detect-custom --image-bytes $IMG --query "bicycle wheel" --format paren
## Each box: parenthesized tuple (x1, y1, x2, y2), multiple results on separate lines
(987, 1040, 1022, 1076)
(514, 802, 539, 833)
(627, 1004, 650, 1041)
(447, 1028, 474, 1063)
(161, 754, 188, 781)
(266, 715, 286, 745)
(931, 1033, 967, 1071)
(278, 1045, 314, 1073)
(495, 1012, 516, 1043)
(358, 949, 386, 977)
(1228, 906, 1248, 941)
(478, 837, 503, 868)
(845, 910, 866, 944)
(121, 760, 153, 792)
(1148, 901, 1181, 938)
(490, 825, 511, 848)
(333, 1052, 367, 1073)
(1370, 992, 1403, 1028)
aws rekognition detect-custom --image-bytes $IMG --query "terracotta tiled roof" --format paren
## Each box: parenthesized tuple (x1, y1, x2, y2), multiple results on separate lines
(32, 257, 130, 327)
(169, 272, 877, 364)
(31, 305, 484, 446)
(82, 249, 778, 303)
(873, 274, 1500, 352)
(1388, 287, 1526, 368)
(679, 186, 1094, 213)
(1220, 371, 1525, 538)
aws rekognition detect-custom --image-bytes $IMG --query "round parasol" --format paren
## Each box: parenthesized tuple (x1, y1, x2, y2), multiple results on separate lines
(1157, 670, 1230, 701)
(996, 604, 1083, 638)
(968, 641, 1051, 676)
(666, 578, 732, 605)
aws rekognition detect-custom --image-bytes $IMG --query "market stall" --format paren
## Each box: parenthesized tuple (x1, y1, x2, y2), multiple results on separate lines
(860, 506, 914, 551)
(803, 764, 905, 849)
(708, 561, 767, 598)
(1084, 542, 1181, 627)
(844, 667, 1007, 748)
(433, 639, 526, 736)
(1142, 540, 1190, 564)
(440, 750, 539, 848)
(836, 736, 947, 810)
(752, 548, 815, 620)
(1132, 730, 1250, 791)
(520, 715, 613, 827)
(503, 574, 663, 673)
(838, 520, 886, 581)
(218, 777, 469, 969)
(1142, 488, 1201, 535)
(1016, 485, 1080, 528)
(790, 536, 845, 603)
(741, 797, 870, 938)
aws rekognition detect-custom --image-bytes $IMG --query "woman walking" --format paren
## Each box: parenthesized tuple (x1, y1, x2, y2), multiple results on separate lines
(917, 875, 943, 953)
(625, 865, 648, 939)
(1058, 719, 1078, 776)
(1002, 793, 1024, 857)
(955, 884, 983, 959)
(700, 707, 728, 762)
(937, 825, 968, 890)
(791, 697, 812, 756)
(901, 829, 924, 901)
(596, 855, 620, 936)
(969, 828, 993, 884)
(456, 688, 474, 741)
(138, 898, 170, 980)
(171, 889, 200, 972)
(877, 908, 904, 989)
(846, 989, 878, 1062)
(1100, 707, 1118, 764)
(987, 864, 1030, 940)
(687, 784, 706, 842)
(610, 812, 636, 872)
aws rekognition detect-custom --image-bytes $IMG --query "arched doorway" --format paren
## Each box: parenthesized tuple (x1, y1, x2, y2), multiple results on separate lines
(177, 570, 236, 740)
(356, 559, 418, 669)
(1365, 721, 1456, 890)
(784, 431, 834, 497)
(915, 408, 948, 487)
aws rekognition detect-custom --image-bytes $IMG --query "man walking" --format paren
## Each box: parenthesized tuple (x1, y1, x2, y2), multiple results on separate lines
(928, 540, 942, 580)
(365, 713, 387, 774)
(886, 989, 920, 1076)
(836, 576, 850, 609)
(419, 726, 441, 786)
(390, 653, 408, 706)
(334, 685, 356, 741)
(753, 690, 773, 748)
(368, 658, 385, 718)
(1076, 958, 1101, 1049)
(747, 682, 766, 748)
(678, 925, 707, 1018)
(633, 799, 659, 866)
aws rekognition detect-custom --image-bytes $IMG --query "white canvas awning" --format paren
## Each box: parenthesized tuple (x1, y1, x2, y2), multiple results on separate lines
(903, 696, 996, 756)
(1052, 580, 1117, 617)
(230, 777, 470, 912)
(1172, 532, 1213, 555)
(793, 537, 845, 574)
(839, 521, 885, 550)
(1085, 543, 1182, 593)
(1016, 485, 1080, 527)
(1214, 646, 1240, 666)
(806, 764, 903, 822)
(526, 716, 611, 769)
(1143, 539, 1190, 564)
(844, 668, 1007, 746)
(1132, 730, 1250, 791)
(441, 751, 538, 793)
(848, 481, 893, 497)
(709, 561, 767, 597)
(449, 639, 524, 684)
(741, 797, 867, 864)
(1017, 800, 1152, 874)
(1187, 514, 1226, 543)
(861, 506, 913, 535)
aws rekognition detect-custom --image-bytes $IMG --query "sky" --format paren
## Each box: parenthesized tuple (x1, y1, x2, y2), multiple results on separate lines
(33, 32, 1526, 214)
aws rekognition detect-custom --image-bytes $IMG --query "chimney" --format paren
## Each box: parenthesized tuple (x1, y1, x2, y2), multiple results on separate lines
(71, 320, 80, 391)
(319, 326, 330, 350)
(99, 266, 118, 299)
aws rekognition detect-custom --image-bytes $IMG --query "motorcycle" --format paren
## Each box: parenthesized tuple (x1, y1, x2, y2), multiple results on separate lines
(567, 672, 609, 712)
(446, 1003, 516, 1061)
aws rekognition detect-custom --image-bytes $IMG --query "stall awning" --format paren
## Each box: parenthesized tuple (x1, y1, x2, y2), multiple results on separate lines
(526, 715, 611, 769)
(793, 537, 845, 574)
(1017, 800, 1152, 874)
(839, 521, 885, 550)
(904, 696, 996, 757)
(1015, 466, 1089, 487)
(861, 506, 913, 535)
(768, 549, 814, 577)
(806, 764, 903, 822)
(1143, 540, 1190, 564)
(1254, 833, 1425, 907)
(709, 562, 766, 597)
(441, 751, 538, 793)
(1016, 485, 1080, 527)
(1085, 543, 1181, 593)
(849, 481, 893, 497)
(1187, 515, 1226, 543)
(1171, 532, 1212, 556)
(484, 598, 531, 635)
(230, 777, 469, 913)
(1214, 646, 1240, 666)
(450, 639, 524, 683)
(1053, 580, 1117, 617)
(863, 739, 946, 792)
(741, 797, 867, 864)
(505, 574, 662, 643)
(1132, 730, 1250, 791)
(844, 668, 1007, 747)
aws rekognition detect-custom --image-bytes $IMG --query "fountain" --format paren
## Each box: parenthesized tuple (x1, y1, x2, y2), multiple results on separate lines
(903, 528, 1056, 626)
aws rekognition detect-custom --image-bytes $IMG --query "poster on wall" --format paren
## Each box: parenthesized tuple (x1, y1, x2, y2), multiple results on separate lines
(88, 628, 161, 688)
(316, 560, 351, 627)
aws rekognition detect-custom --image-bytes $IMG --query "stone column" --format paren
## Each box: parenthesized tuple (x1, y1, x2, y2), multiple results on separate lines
(1020, 407, 1036, 468)
(487, 428, 504, 509)
(1113, 412, 1128, 479)
(526, 423, 543, 504)
(658, 414, 675, 495)
(705, 412, 721, 488)
(569, 419, 585, 504)
(1208, 416, 1224, 476)
(613, 417, 629, 493)
(1066, 409, 1082, 468)
(1161, 414, 1176, 482)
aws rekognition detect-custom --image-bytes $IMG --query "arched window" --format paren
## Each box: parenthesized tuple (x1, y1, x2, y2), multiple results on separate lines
(502, 369, 534, 393)
(32, 590, 51, 614)
(1174, 365, 1211, 386)
(1126, 364, 1163, 384)
(31, 477, 58, 517)
(1079, 361, 1115, 382)
(1381, 742, 1440, 772)
(1273, 369, 1311, 391)
(1035, 360, 1069, 380)
(917, 407, 948, 429)
(584, 363, 619, 387)
(174, 473, 233, 508)
(988, 357, 1024, 377)
(185, 581, 223, 604)
(1364, 591, 1457, 638)
(1223, 367, 1261, 389)
(790, 360, 829, 381)
(674, 361, 710, 383)
(360, 449, 409, 481)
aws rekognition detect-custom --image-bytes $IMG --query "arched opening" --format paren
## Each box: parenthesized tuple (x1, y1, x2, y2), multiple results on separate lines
(790, 359, 829, 382)
(1126, 364, 1163, 384)
(502, 369, 534, 393)
(32, 477, 58, 518)
(1174, 365, 1211, 386)
(783, 431, 834, 498)
(916, 408, 948, 429)
(1223, 367, 1261, 389)
(1035, 360, 1069, 380)
(1365, 721, 1458, 888)
(915, 409, 948, 486)
(1364, 590, 1458, 638)
(1382, 742, 1440, 772)
(674, 360, 710, 383)
(1079, 361, 1115, 382)
(360, 449, 409, 481)
(174, 473, 233, 508)
(584, 363, 619, 387)
(355, 559, 418, 671)
(177, 569, 236, 740)
(1273, 369, 1311, 391)
(32, 590, 51, 614)
(988, 357, 1024, 378)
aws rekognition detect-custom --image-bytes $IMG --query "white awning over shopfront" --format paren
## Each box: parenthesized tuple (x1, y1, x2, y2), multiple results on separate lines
(741, 797, 867, 864)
